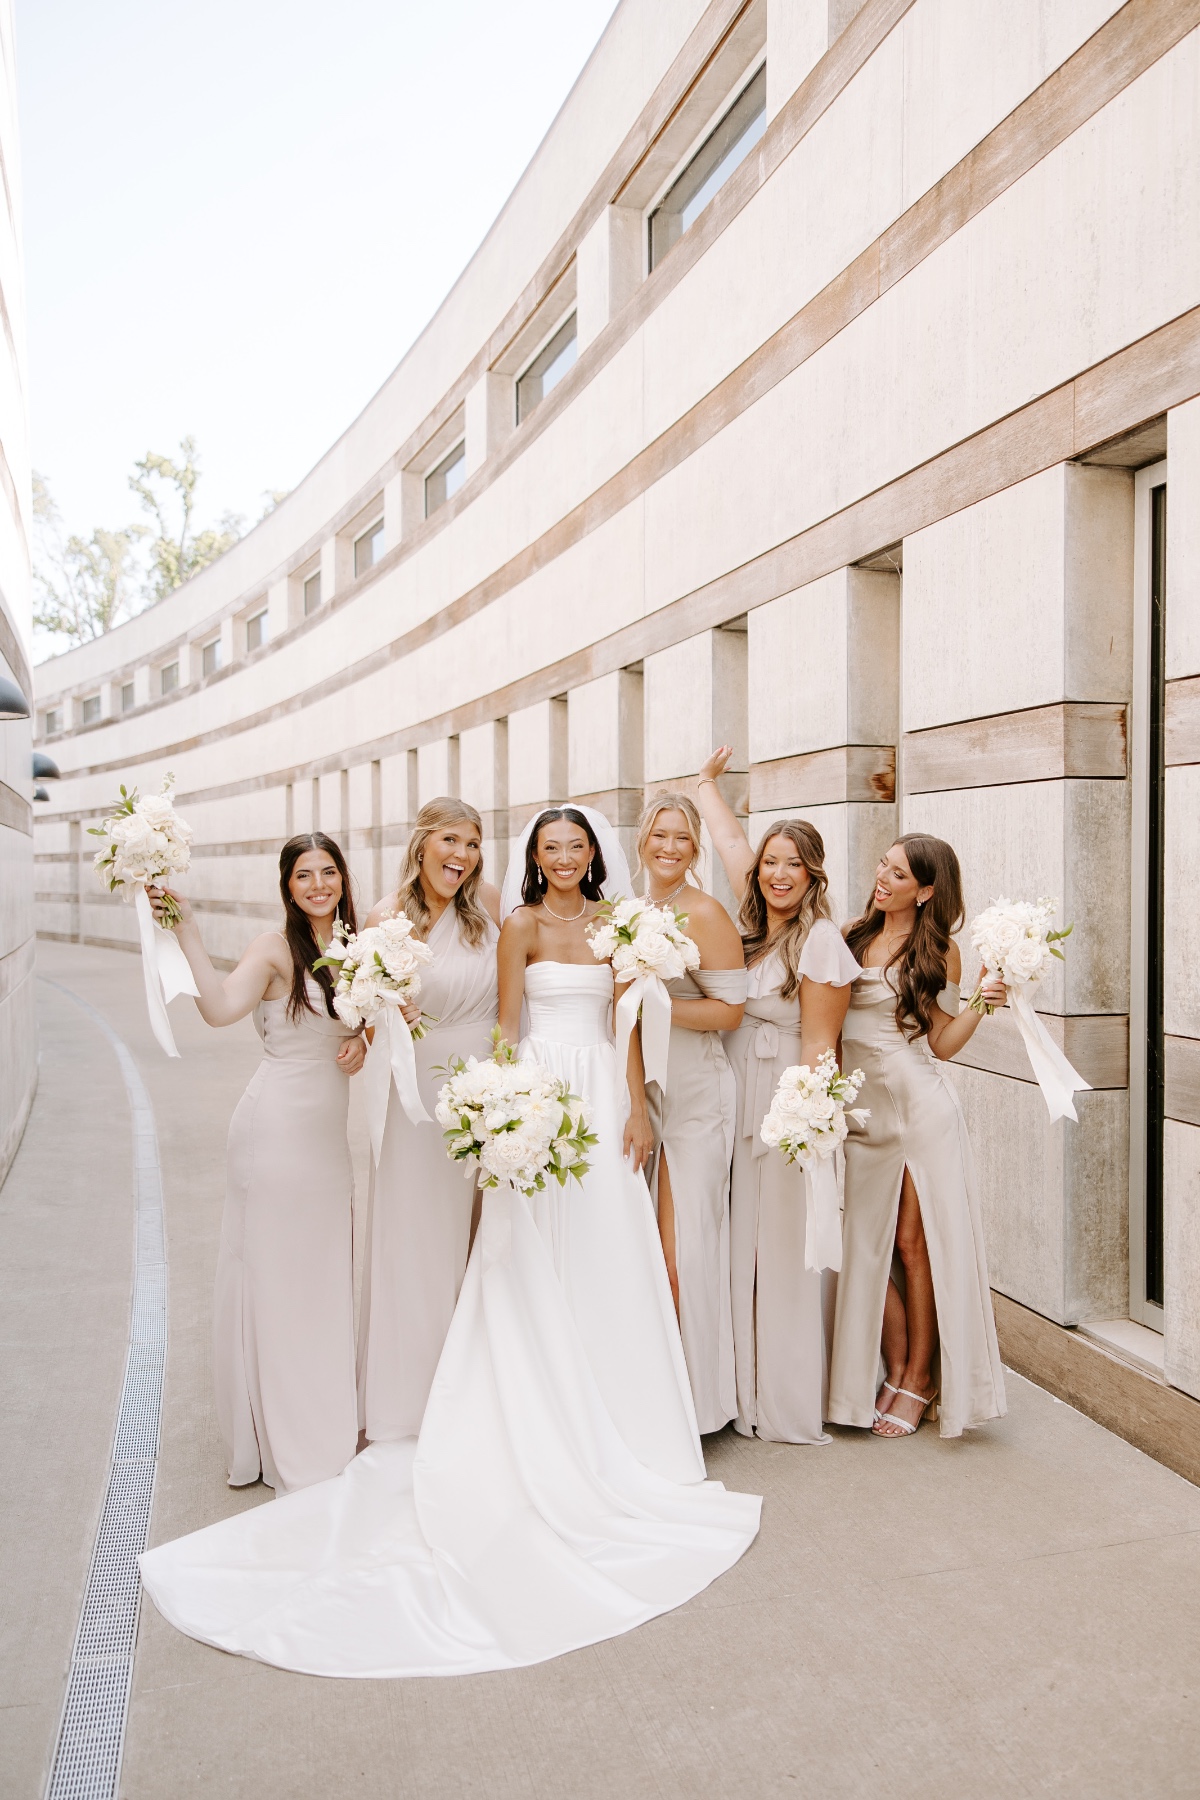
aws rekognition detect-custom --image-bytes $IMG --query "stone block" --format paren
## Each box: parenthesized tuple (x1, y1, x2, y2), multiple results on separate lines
(576, 206, 642, 352)
(465, 371, 513, 475)
(507, 698, 568, 819)
(567, 669, 643, 804)
(1164, 764, 1200, 1039)
(1164, 1118, 1200, 1399)
(748, 566, 899, 762)
(644, 626, 747, 785)
(417, 739, 456, 807)
(1168, 393, 1200, 682)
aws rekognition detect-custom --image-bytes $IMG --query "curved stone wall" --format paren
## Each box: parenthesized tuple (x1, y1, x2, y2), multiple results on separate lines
(30, 0, 1200, 1377)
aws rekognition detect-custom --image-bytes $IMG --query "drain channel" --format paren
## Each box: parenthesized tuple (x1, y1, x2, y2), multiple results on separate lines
(41, 979, 167, 1800)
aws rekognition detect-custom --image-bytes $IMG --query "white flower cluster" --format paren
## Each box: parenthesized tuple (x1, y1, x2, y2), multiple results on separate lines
(968, 896, 1072, 1013)
(760, 1050, 869, 1169)
(588, 895, 701, 984)
(436, 1037, 595, 1195)
(90, 772, 193, 925)
(315, 912, 434, 1032)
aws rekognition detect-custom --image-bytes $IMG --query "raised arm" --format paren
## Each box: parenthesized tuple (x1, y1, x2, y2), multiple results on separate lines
(696, 746, 755, 900)
(496, 910, 535, 1046)
(147, 885, 285, 1027)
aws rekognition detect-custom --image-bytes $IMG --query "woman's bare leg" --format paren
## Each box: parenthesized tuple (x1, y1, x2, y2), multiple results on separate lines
(875, 1168, 937, 1434)
(876, 1277, 907, 1414)
(656, 1150, 681, 1319)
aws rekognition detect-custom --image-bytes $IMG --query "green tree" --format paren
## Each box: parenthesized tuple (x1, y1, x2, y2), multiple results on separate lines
(130, 436, 244, 600)
(32, 472, 146, 645)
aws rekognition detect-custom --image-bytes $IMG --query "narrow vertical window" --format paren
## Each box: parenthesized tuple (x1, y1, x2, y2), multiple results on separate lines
(425, 443, 466, 518)
(354, 518, 385, 576)
(648, 65, 766, 272)
(303, 571, 322, 615)
(120, 682, 135, 713)
(516, 314, 578, 425)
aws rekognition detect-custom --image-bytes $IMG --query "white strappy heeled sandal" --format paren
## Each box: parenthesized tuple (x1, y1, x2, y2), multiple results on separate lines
(873, 1381, 900, 1423)
(871, 1387, 937, 1437)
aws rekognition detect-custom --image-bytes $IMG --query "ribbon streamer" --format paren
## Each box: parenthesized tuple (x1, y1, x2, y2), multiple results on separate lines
(362, 1007, 431, 1164)
(803, 1157, 843, 1273)
(613, 972, 673, 1102)
(1008, 988, 1091, 1123)
(133, 883, 199, 1059)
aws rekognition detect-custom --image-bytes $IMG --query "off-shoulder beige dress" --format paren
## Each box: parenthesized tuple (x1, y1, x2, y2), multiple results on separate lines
(828, 968, 1007, 1438)
(214, 977, 359, 1494)
(646, 965, 747, 1435)
(722, 919, 860, 1443)
(357, 904, 499, 1442)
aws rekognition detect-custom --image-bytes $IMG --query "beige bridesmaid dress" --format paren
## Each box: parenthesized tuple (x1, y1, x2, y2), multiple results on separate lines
(827, 968, 1007, 1438)
(723, 919, 860, 1443)
(357, 904, 499, 1442)
(214, 975, 359, 1494)
(646, 965, 746, 1435)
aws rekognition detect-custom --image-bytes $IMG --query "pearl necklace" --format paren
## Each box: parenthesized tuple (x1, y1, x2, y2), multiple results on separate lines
(542, 894, 588, 923)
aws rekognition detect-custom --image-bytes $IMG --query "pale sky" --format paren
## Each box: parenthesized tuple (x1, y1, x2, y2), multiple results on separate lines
(17, 0, 619, 557)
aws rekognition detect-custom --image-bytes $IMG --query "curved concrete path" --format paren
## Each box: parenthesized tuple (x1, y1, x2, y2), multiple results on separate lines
(4, 942, 1200, 1799)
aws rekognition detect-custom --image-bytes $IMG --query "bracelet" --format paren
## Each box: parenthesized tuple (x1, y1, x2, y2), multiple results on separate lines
(697, 775, 717, 787)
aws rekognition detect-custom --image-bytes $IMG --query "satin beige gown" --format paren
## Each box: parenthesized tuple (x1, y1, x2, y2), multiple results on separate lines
(647, 965, 746, 1435)
(723, 919, 860, 1444)
(214, 975, 359, 1494)
(827, 968, 1007, 1438)
(357, 904, 499, 1442)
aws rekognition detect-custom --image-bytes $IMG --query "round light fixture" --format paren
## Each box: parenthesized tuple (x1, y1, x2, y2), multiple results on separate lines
(0, 676, 30, 720)
(32, 751, 61, 779)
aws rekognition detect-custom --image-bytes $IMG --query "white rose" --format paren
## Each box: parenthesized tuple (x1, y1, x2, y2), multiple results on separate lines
(1005, 937, 1050, 985)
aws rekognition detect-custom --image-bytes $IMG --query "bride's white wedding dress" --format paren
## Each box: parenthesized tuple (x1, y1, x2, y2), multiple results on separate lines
(139, 961, 761, 1677)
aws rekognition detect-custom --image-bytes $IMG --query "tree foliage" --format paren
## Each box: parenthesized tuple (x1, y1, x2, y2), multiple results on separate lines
(129, 437, 244, 602)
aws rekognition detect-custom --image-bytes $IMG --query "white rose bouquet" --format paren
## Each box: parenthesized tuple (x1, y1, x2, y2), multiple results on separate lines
(437, 1032, 596, 1196)
(89, 771, 193, 927)
(314, 913, 436, 1151)
(966, 895, 1088, 1122)
(759, 1050, 869, 1273)
(588, 896, 700, 1094)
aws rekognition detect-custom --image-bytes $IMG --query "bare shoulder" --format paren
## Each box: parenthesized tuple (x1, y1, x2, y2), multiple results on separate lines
(499, 904, 539, 947)
(680, 887, 743, 963)
(945, 938, 963, 984)
(365, 891, 400, 928)
(244, 930, 291, 975)
(478, 880, 503, 927)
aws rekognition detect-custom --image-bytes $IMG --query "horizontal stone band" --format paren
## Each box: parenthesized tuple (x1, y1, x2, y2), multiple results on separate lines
(750, 746, 895, 811)
(903, 702, 1127, 795)
(0, 779, 32, 836)
(953, 1008, 1128, 1090)
(1166, 675, 1200, 767)
(1166, 1034, 1200, 1127)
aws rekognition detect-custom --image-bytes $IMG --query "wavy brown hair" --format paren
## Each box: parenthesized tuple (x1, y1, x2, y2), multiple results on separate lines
(633, 793, 705, 889)
(394, 798, 491, 948)
(738, 819, 832, 1001)
(844, 833, 964, 1039)
(278, 833, 358, 1022)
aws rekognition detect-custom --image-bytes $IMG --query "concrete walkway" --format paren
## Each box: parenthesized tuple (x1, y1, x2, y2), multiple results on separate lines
(5, 943, 1200, 1799)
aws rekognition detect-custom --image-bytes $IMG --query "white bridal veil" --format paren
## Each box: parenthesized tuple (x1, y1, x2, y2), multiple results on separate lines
(499, 804, 632, 920)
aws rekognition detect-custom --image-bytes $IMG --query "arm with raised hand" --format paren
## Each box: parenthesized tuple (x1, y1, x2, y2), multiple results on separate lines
(695, 746, 755, 902)
(146, 884, 287, 1028)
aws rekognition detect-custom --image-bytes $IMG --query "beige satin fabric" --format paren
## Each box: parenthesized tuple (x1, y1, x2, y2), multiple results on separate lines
(215, 977, 359, 1494)
(646, 965, 744, 1435)
(357, 905, 499, 1442)
(828, 968, 1007, 1438)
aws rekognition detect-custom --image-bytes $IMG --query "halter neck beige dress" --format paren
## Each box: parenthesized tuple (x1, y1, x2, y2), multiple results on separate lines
(646, 964, 747, 1435)
(214, 972, 359, 1494)
(357, 903, 499, 1442)
(827, 967, 1007, 1438)
(723, 920, 860, 1443)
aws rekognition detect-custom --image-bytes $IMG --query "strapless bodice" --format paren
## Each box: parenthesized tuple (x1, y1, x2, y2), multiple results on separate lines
(524, 961, 614, 1048)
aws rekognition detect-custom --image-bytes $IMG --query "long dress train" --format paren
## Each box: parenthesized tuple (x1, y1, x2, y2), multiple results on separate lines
(357, 904, 498, 1441)
(138, 961, 760, 1676)
(827, 969, 1007, 1438)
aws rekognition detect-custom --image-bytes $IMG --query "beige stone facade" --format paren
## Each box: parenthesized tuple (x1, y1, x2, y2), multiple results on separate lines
(30, 1, 1200, 1397)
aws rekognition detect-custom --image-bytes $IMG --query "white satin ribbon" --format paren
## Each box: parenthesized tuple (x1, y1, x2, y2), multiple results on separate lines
(134, 884, 199, 1059)
(804, 1157, 842, 1273)
(613, 972, 673, 1101)
(1009, 988, 1091, 1123)
(362, 1008, 431, 1164)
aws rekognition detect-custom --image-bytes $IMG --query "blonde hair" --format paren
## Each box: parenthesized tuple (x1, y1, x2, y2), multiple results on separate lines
(738, 818, 832, 1000)
(395, 798, 490, 947)
(634, 793, 705, 887)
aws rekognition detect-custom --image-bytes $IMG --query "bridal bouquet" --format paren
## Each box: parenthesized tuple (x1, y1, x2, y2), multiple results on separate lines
(88, 772, 198, 1058)
(760, 1051, 868, 1272)
(589, 896, 700, 1095)
(967, 896, 1089, 1122)
(314, 914, 436, 1150)
(437, 1034, 596, 1196)
(90, 770, 193, 926)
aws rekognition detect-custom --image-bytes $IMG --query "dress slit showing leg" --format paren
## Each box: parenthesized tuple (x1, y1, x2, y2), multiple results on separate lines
(656, 1147, 681, 1318)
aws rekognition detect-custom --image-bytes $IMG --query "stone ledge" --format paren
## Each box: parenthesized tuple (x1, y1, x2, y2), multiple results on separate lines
(956, 1010, 1128, 1088)
(903, 702, 1126, 794)
(1166, 1034, 1200, 1126)
(750, 745, 895, 810)
(993, 1290, 1200, 1488)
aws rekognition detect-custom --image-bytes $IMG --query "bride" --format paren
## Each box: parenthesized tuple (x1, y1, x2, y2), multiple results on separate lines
(139, 804, 760, 1678)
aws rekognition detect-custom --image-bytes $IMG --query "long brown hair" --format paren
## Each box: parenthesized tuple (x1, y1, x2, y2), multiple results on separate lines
(844, 833, 964, 1039)
(278, 832, 358, 1022)
(633, 793, 705, 888)
(739, 819, 832, 1001)
(395, 798, 491, 947)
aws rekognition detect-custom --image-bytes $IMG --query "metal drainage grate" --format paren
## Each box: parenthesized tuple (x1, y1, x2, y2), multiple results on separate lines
(40, 980, 168, 1800)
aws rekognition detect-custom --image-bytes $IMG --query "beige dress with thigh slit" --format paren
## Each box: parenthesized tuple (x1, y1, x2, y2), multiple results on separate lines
(827, 967, 1007, 1438)
(356, 904, 499, 1442)
(647, 966, 746, 1434)
(214, 976, 359, 1494)
(723, 920, 860, 1444)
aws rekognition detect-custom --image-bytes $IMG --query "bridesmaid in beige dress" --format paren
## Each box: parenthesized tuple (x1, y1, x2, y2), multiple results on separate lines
(829, 834, 1008, 1440)
(150, 833, 365, 1494)
(636, 794, 745, 1435)
(697, 751, 859, 1444)
(356, 798, 501, 1444)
